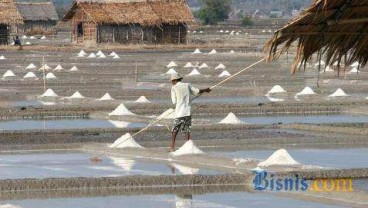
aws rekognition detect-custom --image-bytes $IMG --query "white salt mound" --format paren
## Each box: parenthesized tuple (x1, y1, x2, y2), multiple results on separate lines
(258, 149, 300, 167)
(329, 88, 349, 97)
(23, 72, 37, 79)
(88, 53, 97, 58)
(349, 67, 359, 74)
(113, 54, 120, 59)
(70, 66, 79, 72)
(184, 62, 194, 68)
(2, 70, 15, 78)
(54, 64, 63, 71)
(98, 53, 106, 58)
(109, 52, 117, 56)
(96, 50, 104, 56)
(296, 87, 316, 96)
(219, 112, 244, 124)
(97, 93, 114, 101)
(199, 63, 209, 69)
(22, 35, 27, 39)
(30, 36, 35, 39)
(314, 60, 326, 67)
(77, 53, 85, 58)
(108, 133, 143, 148)
(208, 49, 217, 55)
(25, 42, 31, 45)
(350, 62, 359, 67)
(68, 91, 85, 99)
(215, 63, 226, 70)
(171, 140, 204, 156)
(135, 96, 151, 103)
(78, 50, 87, 56)
(0, 55, 5, 60)
(109, 103, 135, 116)
(267, 85, 287, 95)
(40, 89, 58, 97)
(165, 68, 177, 75)
(167, 61, 177, 68)
(40, 36, 46, 40)
(45, 72, 57, 79)
(321, 66, 334, 72)
(229, 50, 235, 54)
(157, 108, 175, 119)
(0, 204, 22, 208)
(187, 69, 201, 76)
(218, 70, 231, 77)
(39, 64, 51, 71)
(192, 49, 202, 54)
(26, 63, 37, 70)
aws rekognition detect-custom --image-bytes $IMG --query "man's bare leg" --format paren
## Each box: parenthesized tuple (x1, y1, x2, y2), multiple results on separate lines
(171, 131, 179, 151)
(185, 132, 191, 141)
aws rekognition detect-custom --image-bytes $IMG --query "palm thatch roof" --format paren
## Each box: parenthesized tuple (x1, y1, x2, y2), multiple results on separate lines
(16, 2, 59, 21)
(0, 0, 23, 25)
(265, 0, 368, 73)
(63, 0, 194, 26)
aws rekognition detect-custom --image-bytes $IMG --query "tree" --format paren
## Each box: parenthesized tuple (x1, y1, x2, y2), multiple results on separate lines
(198, 0, 232, 25)
(242, 16, 254, 26)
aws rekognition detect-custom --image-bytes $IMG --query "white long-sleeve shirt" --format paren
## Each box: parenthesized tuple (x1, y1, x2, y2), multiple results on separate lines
(171, 82, 200, 118)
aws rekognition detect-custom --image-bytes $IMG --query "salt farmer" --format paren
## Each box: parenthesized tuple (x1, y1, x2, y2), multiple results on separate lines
(170, 74, 211, 151)
(13, 36, 22, 46)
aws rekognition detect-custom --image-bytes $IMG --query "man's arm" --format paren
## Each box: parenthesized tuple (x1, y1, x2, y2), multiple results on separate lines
(171, 88, 177, 105)
(199, 88, 211, 94)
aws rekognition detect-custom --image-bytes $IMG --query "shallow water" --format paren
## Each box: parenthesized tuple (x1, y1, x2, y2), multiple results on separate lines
(0, 119, 147, 131)
(211, 148, 368, 169)
(1, 192, 345, 208)
(0, 152, 219, 179)
(153, 96, 269, 104)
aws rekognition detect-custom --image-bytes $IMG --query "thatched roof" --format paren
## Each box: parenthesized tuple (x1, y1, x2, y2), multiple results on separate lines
(266, 0, 368, 73)
(17, 2, 59, 21)
(0, 0, 23, 25)
(63, 0, 194, 26)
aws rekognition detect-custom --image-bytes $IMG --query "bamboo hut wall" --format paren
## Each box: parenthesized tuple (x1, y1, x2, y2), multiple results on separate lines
(0, 24, 9, 45)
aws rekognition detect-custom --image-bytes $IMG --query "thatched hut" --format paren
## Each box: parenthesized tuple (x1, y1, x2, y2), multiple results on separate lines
(16, 2, 59, 35)
(0, 0, 23, 45)
(266, 0, 368, 74)
(63, 0, 194, 45)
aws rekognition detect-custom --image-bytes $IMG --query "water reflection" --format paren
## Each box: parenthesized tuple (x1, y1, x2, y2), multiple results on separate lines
(175, 195, 193, 208)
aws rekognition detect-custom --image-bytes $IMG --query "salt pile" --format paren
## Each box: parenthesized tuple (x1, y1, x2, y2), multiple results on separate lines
(199, 63, 209, 69)
(296, 87, 316, 96)
(225, 30, 229, 33)
(218, 70, 231, 77)
(219, 112, 244, 124)
(219, 30, 224, 33)
(78, 50, 87, 56)
(98, 53, 107, 58)
(187, 69, 201, 76)
(2, 70, 15, 78)
(30, 36, 35, 39)
(349, 67, 359, 74)
(25, 42, 31, 45)
(215, 63, 226, 70)
(96, 50, 104, 56)
(109, 103, 135, 116)
(135, 96, 151, 103)
(267, 85, 287, 95)
(26, 63, 37, 70)
(70, 66, 79, 72)
(97, 93, 114, 101)
(88, 53, 97, 58)
(40, 89, 58, 97)
(108, 133, 143, 148)
(45, 72, 57, 79)
(167, 61, 177, 68)
(320, 66, 334, 73)
(23, 72, 37, 79)
(109, 52, 117, 56)
(173, 163, 199, 175)
(109, 157, 136, 171)
(329, 88, 349, 97)
(184, 62, 194, 68)
(208, 49, 217, 55)
(350, 62, 359, 67)
(22, 35, 27, 39)
(229, 50, 235, 54)
(165, 68, 177, 75)
(192, 49, 202, 54)
(157, 108, 175, 119)
(113, 54, 120, 59)
(258, 149, 300, 167)
(0, 55, 5, 60)
(40, 36, 46, 40)
(0, 204, 22, 208)
(54, 64, 63, 71)
(314, 60, 326, 67)
(171, 140, 204, 156)
(68, 91, 85, 99)
(39, 64, 51, 71)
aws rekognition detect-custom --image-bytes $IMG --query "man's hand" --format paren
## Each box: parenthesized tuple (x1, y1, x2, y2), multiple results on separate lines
(200, 88, 211, 93)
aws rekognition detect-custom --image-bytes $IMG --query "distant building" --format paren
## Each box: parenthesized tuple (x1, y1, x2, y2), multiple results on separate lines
(0, 0, 23, 45)
(63, 0, 194, 45)
(16, 2, 59, 35)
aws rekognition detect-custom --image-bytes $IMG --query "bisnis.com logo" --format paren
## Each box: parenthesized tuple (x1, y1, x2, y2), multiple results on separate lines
(253, 170, 353, 192)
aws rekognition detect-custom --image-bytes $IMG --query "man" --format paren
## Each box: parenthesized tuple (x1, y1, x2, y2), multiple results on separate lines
(170, 74, 211, 151)
(13, 36, 21, 46)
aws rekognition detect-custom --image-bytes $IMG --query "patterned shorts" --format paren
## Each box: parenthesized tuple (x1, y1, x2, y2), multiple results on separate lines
(172, 116, 192, 133)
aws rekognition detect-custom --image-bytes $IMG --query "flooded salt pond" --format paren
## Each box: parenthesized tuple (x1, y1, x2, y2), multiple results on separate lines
(211, 148, 368, 169)
(2, 192, 345, 208)
(152, 96, 270, 104)
(0, 152, 219, 179)
(0, 119, 147, 131)
(238, 115, 368, 125)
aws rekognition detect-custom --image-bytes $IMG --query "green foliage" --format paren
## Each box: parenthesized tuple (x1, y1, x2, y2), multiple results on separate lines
(241, 16, 253, 26)
(198, 0, 232, 25)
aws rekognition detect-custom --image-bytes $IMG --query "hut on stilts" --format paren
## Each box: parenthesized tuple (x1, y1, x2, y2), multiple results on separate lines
(63, 0, 194, 45)
(0, 0, 23, 45)
(265, 0, 368, 75)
